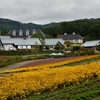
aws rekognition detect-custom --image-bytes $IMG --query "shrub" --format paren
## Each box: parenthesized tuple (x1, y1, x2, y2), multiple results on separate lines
(0, 50, 33, 55)
(54, 43, 61, 50)
(45, 45, 49, 50)
(72, 46, 80, 52)
(96, 45, 100, 51)
(75, 50, 95, 56)
(87, 50, 95, 55)
(0, 56, 23, 68)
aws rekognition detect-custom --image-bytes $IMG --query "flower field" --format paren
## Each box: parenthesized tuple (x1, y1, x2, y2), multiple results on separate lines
(0, 55, 100, 100)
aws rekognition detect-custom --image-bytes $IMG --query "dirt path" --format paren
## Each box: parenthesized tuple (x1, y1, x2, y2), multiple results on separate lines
(0, 56, 86, 72)
(0, 59, 48, 72)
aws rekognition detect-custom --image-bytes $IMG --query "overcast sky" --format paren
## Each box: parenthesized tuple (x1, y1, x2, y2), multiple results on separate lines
(0, 0, 100, 24)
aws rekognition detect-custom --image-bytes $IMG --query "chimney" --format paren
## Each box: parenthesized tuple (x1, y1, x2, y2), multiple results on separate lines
(73, 32, 75, 35)
(64, 33, 67, 35)
(23, 37, 27, 40)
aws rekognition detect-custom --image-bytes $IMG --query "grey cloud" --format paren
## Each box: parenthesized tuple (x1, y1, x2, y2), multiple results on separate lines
(0, 0, 100, 24)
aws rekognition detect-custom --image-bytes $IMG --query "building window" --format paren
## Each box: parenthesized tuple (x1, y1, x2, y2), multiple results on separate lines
(23, 46, 26, 49)
(26, 29, 29, 36)
(33, 29, 36, 34)
(78, 39, 83, 43)
(19, 29, 23, 36)
(27, 45, 31, 49)
(18, 46, 22, 49)
(72, 39, 75, 43)
(13, 30, 16, 36)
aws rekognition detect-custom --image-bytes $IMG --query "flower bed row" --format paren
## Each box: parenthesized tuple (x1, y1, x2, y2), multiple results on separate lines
(1, 54, 100, 74)
(0, 55, 100, 99)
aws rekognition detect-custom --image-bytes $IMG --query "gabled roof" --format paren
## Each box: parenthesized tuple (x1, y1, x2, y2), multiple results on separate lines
(39, 29, 45, 38)
(60, 34, 83, 40)
(8, 29, 45, 38)
(44, 38, 64, 45)
(1, 38, 41, 45)
(82, 40, 100, 47)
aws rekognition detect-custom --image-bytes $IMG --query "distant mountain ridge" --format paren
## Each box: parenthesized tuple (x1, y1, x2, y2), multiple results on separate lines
(1, 18, 100, 40)
(0, 18, 59, 31)
(1, 18, 100, 31)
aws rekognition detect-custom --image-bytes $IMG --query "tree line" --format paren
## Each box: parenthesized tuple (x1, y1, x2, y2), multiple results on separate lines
(42, 18, 100, 41)
(0, 18, 59, 35)
(1, 18, 100, 41)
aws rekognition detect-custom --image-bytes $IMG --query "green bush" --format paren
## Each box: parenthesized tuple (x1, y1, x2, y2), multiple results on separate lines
(73, 52, 80, 56)
(75, 50, 95, 56)
(0, 50, 37, 55)
(87, 50, 95, 55)
(96, 45, 100, 51)
(0, 56, 23, 68)
(72, 46, 80, 52)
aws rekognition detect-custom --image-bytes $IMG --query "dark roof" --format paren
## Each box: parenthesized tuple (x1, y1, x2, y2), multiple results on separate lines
(8, 29, 45, 38)
(60, 34, 83, 40)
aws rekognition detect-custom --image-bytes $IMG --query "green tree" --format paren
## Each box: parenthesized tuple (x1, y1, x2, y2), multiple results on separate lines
(72, 46, 80, 52)
(34, 41, 39, 55)
(31, 32, 42, 39)
(64, 40, 71, 47)
(45, 34, 52, 38)
(45, 45, 49, 50)
(54, 43, 61, 50)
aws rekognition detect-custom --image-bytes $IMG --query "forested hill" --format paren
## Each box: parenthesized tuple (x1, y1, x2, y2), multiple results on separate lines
(0, 18, 100, 40)
(0, 18, 59, 35)
(43, 18, 100, 40)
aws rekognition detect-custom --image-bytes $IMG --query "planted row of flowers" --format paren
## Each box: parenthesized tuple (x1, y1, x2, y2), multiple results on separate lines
(1, 54, 100, 74)
(0, 55, 100, 99)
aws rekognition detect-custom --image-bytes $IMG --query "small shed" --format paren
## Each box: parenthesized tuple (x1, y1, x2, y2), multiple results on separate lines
(44, 38, 64, 50)
(81, 40, 100, 50)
